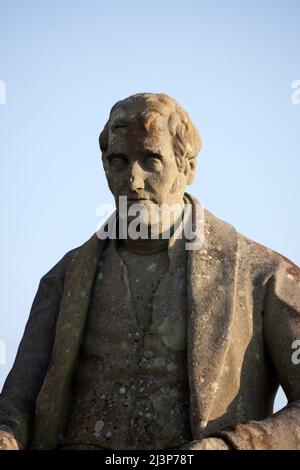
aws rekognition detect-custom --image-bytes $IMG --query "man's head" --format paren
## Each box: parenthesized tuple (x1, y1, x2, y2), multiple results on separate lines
(99, 93, 201, 228)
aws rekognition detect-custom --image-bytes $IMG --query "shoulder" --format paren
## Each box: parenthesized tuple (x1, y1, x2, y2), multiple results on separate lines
(204, 208, 299, 279)
(232, 226, 300, 310)
(237, 232, 299, 280)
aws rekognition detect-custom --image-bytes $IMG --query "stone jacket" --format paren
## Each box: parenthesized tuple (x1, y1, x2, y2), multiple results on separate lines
(0, 197, 300, 449)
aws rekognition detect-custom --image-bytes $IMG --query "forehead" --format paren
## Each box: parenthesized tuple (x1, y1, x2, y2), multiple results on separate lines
(107, 109, 173, 155)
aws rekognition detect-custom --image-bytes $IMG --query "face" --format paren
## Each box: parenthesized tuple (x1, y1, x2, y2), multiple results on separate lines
(102, 112, 190, 229)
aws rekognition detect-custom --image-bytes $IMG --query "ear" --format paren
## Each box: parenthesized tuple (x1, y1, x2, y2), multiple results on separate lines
(186, 157, 197, 185)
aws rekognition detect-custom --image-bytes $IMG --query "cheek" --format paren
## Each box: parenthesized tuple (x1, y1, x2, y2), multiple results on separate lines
(170, 178, 179, 193)
(151, 170, 181, 194)
(106, 170, 127, 194)
(146, 169, 174, 189)
(144, 174, 168, 197)
(170, 172, 186, 193)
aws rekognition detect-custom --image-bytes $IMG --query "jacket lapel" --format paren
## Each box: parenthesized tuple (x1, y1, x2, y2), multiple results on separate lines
(32, 233, 105, 448)
(187, 201, 238, 439)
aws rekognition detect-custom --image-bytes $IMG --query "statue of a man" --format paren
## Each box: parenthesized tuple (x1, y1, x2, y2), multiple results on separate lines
(1, 93, 300, 450)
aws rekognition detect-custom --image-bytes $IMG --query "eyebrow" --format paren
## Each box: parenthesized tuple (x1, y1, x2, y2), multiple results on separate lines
(105, 151, 163, 161)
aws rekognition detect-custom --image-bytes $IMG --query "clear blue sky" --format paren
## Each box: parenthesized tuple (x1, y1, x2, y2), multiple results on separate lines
(1, 0, 299, 412)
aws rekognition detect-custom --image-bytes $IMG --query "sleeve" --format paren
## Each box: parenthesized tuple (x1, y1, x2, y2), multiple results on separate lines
(215, 255, 300, 449)
(0, 250, 74, 449)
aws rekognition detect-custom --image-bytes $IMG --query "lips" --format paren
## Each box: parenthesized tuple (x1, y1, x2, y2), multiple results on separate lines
(126, 193, 150, 201)
(122, 193, 157, 204)
(127, 197, 148, 201)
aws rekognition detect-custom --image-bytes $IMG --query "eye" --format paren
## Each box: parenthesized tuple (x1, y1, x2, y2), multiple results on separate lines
(107, 154, 128, 170)
(144, 154, 163, 171)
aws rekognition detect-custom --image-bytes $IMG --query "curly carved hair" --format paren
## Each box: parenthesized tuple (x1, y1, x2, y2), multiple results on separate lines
(99, 93, 201, 173)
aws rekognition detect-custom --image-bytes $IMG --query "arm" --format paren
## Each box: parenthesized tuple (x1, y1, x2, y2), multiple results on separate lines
(0, 250, 74, 449)
(214, 256, 300, 450)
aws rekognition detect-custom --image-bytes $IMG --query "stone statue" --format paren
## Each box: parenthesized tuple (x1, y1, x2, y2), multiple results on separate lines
(1, 93, 300, 450)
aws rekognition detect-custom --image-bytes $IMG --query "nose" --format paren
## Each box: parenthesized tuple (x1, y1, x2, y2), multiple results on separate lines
(129, 162, 144, 191)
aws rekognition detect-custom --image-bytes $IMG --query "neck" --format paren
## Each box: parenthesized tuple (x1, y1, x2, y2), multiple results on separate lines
(121, 236, 169, 255)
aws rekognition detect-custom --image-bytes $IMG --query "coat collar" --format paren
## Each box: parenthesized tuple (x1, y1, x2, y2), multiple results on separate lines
(33, 233, 105, 448)
(186, 196, 238, 438)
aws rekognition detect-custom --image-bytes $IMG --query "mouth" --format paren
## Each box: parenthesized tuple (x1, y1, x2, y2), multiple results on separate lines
(119, 194, 157, 205)
(127, 197, 149, 201)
